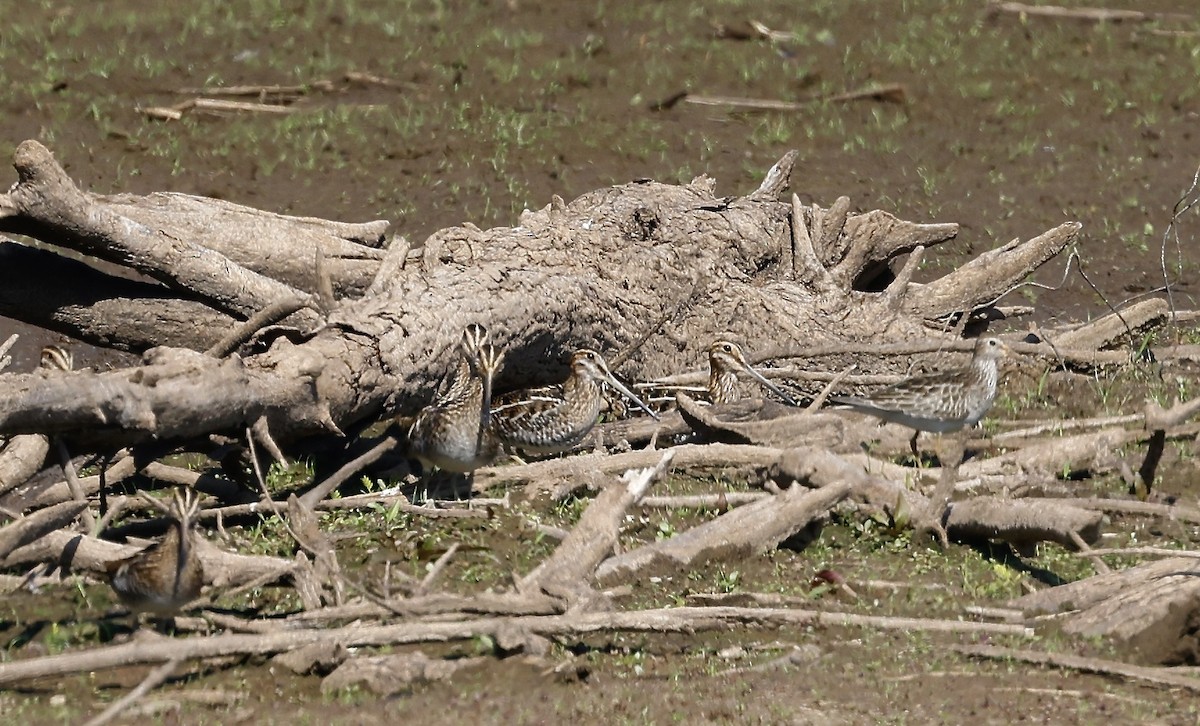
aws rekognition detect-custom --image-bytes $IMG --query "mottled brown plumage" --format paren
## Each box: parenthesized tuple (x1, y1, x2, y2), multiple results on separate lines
(106, 488, 205, 616)
(492, 349, 657, 455)
(707, 340, 798, 405)
(829, 337, 1009, 433)
(408, 325, 504, 473)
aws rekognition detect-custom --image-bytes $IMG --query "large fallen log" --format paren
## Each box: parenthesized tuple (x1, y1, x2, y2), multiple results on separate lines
(0, 140, 1077, 456)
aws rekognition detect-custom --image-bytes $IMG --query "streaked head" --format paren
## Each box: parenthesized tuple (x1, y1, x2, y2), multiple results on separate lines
(40, 345, 73, 372)
(708, 340, 750, 374)
(708, 339, 798, 406)
(459, 323, 490, 358)
(572, 349, 659, 420)
(167, 487, 202, 532)
(571, 349, 611, 380)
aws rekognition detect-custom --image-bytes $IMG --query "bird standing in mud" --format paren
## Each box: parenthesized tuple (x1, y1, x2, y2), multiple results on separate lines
(107, 488, 205, 626)
(408, 324, 505, 474)
(828, 337, 1008, 433)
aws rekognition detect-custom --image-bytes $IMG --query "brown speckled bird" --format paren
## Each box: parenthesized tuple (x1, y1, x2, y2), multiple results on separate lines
(829, 337, 1009, 433)
(107, 488, 205, 617)
(408, 325, 504, 473)
(707, 340, 798, 406)
(491, 349, 658, 455)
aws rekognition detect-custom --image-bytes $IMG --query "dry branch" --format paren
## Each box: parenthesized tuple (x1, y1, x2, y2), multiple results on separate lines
(905, 223, 1081, 318)
(0, 142, 319, 327)
(953, 643, 1200, 693)
(0, 605, 1031, 686)
(1053, 298, 1169, 350)
(0, 501, 87, 559)
(0, 529, 293, 591)
(682, 84, 906, 111)
(986, 2, 1190, 23)
(596, 476, 851, 583)
(520, 450, 675, 603)
(944, 497, 1103, 550)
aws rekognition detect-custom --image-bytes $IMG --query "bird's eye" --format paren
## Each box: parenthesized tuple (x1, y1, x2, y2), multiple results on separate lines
(723, 344, 733, 352)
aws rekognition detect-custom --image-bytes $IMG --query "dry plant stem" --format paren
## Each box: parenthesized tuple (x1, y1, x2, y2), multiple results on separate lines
(298, 435, 401, 509)
(639, 492, 769, 509)
(993, 413, 1142, 442)
(952, 643, 1200, 693)
(0, 333, 17, 368)
(82, 658, 182, 726)
(250, 417, 289, 466)
(806, 365, 856, 411)
(414, 543, 460, 597)
(0, 605, 1031, 686)
(55, 439, 96, 533)
(682, 85, 906, 111)
(986, 1, 1190, 22)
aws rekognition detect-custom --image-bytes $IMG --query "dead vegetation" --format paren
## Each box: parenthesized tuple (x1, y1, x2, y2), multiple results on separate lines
(0, 138, 1199, 722)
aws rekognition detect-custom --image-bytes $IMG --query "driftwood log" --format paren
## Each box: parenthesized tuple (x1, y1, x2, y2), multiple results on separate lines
(0, 140, 1079, 452)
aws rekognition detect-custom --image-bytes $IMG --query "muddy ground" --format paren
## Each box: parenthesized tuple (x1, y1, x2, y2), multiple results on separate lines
(2, 0, 1200, 723)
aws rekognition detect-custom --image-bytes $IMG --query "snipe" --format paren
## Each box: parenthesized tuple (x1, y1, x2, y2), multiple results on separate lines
(707, 340, 798, 406)
(491, 349, 657, 455)
(107, 488, 205, 618)
(408, 325, 504, 473)
(828, 337, 1009, 433)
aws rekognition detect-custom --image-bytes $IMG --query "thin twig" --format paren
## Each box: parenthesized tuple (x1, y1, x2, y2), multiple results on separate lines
(297, 435, 402, 509)
(806, 364, 856, 412)
(414, 543, 460, 597)
(82, 657, 182, 726)
(55, 440, 96, 533)
(953, 643, 1200, 693)
(204, 296, 318, 358)
(0, 333, 18, 372)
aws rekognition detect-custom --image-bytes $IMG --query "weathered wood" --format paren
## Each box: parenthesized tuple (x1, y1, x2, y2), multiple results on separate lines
(0, 140, 1078, 453)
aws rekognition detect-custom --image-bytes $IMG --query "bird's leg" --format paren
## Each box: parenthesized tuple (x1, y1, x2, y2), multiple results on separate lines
(916, 432, 967, 547)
